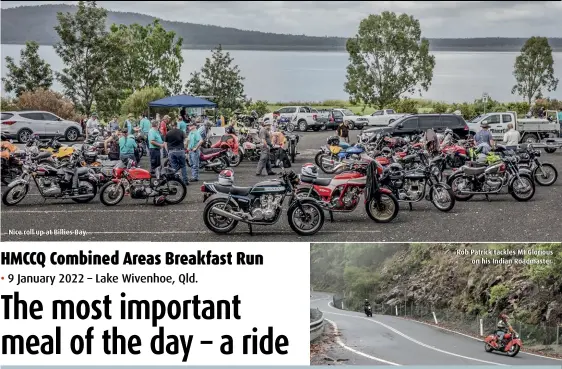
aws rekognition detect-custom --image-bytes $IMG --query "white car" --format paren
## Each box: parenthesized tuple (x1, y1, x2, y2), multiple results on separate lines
(362, 109, 406, 126)
(1, 110, 83, 143)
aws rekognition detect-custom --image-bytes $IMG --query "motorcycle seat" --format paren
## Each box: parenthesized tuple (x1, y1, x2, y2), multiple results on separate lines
(76, 167, 90, 176)
(467, 161, 487, 167)
(201, 148, 223, 155)
(463, 166, 487, 175)
(32, 152, 53, 161)
(301, 175, 331, 186)
(214, 183, 252, 196)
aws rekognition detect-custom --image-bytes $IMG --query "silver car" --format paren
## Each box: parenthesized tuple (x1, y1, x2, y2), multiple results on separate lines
(1, 110, 83, 143)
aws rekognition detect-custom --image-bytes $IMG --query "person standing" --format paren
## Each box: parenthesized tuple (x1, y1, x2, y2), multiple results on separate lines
(117, 128, 137, 164)
(177, 117, 187, 134)
(125, 113, 135, 135)
(165, 123, 189, 185)
(108, 116, 120, 133)
(187, 122, 203, 182)
(256, 121, 276, 176)
(139, 113, 151, 137)
(338, 120, 350, 143)
(474, 122, 494, 154)
(85, 112, 100, 140)
(159, 115, 170, 158)
(503, 123, 520, 147)
(148, 120, 164, 175)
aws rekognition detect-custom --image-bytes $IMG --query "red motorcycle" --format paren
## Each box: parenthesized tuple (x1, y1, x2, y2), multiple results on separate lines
(296, 160, 399, 223)
(484, 328, 522, 357)
(164, 146, 231, 174)
(99, 159, 187, 206)
(440, 143, 468, 170)
(211, 134, 241, 167)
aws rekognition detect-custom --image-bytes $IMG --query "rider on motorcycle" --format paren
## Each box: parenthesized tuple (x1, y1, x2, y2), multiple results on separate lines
(364, 299, 371, 308)
(495, 313, 514, 347)
(440, 128, 454, 149)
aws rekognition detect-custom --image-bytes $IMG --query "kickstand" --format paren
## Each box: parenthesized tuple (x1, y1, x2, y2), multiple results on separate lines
(485, 194, 491, 202)
(408, 202, 413, 211)
(248, 223, 253, 236)
(329, 211, 334, 223)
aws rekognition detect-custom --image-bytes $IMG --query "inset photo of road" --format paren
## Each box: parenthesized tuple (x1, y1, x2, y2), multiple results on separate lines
(310, 243, 562, 365)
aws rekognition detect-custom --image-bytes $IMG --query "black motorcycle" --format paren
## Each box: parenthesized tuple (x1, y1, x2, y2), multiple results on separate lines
(365, 305, 373, 317)
(516, 144, 558, 186)
(285, 131, 300, 163)
(2, 149, 100, 206)
(200, 168, 325, 236)
(380, 152, 455, 212)
(447, 146, 535, 202)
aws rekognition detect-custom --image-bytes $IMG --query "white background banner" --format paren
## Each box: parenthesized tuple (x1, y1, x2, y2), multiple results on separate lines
(0, 242, 310, 365)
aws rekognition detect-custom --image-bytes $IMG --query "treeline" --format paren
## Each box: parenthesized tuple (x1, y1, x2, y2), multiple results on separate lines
(2, 4, 562, 52)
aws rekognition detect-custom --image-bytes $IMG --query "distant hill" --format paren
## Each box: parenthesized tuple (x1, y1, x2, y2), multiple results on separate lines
(2, 5, 562, 52)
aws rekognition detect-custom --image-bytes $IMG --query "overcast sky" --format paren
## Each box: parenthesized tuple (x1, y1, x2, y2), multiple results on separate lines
(2, 1, 561, 38)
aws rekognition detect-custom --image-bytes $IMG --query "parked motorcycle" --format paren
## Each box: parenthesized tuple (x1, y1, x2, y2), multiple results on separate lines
(296, 161, 400, 223)
(285, 131, 300, 163)
(365, 305, 373, 317)
(277, 116, 295, 133)
(163, 147, 231, 174)
(447, 146, 535, 202)
(211, 133, 241, 167)
(2, 149, 99, 206)
(200, 168, 325, 236)
(380, 152, 455, 212)
(99, 159, 187, 206)
(1, 136, 23, 185)
(484, 329, 522, 357)
(516, 144, 558, 186)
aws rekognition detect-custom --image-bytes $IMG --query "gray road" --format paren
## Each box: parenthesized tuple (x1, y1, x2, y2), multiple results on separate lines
(310, 292, 562, 366)
(2, 130, 562, 242)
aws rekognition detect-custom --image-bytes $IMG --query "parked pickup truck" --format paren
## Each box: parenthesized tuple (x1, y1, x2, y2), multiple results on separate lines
(321, 108, 368, 130)
(275, 106, 325, 132)
(467, 111, 560, 144)
(362, 109, 406, 127)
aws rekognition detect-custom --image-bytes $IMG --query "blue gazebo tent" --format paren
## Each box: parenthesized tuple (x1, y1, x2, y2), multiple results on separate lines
(148, 95, 216, 108)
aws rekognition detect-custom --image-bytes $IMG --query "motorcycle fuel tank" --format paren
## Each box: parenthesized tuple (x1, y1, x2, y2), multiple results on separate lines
(249, 180, 286, 195)
(127, 167, 152, 180)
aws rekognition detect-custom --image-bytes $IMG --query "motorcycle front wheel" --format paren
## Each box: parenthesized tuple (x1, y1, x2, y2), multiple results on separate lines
(533, 163, 557, 186)
(507, 344, 520, 357)
(314, 151, 324, 167)
(230, 153, 242, 167)
(99, 182, 125, 206)
(162, 179, 187, 205)
(203, 198, 239, 234)
(287, 201, 325, 236)
(510, 174, 535, 201)
(319, 155, 339, 174)
(1, 183, 29, 206)
(429, 185, 455, 212)
(484, 342, 494, 352)
(71, 179, 98, 203)
(448, 174, 474, 201)
(365, 193, 399, 223)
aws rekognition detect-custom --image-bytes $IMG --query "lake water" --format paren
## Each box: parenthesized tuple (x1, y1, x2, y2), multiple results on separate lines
(2, 44, 562, 103)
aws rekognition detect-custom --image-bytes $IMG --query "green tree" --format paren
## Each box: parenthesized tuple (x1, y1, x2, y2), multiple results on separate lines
(184, 45, 246, 115)
(120, 86, 166, 117)
(344, 12, 435, 109)
(108, 20, 184, 95)
(2, 41, 53, 97)
(511, 37, 559, 104)
(53, 1, 117, 115)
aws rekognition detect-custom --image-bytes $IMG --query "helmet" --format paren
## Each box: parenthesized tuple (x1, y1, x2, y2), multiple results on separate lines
(444, 128, 453, 135)
(218, 169, 234, 186)
(225, 126, 235, 134)
(91, 129, 100, 137)
(365, 299, 369, 302)
(381, 147, 392, 156)
(301, 163, 318, 178)
(497, 320, 506, 329)
(327, 135, 340, 146)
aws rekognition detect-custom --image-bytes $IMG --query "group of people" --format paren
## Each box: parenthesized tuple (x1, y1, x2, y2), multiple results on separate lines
(100, 110, 213, 185)
(473, 121, 521, 155)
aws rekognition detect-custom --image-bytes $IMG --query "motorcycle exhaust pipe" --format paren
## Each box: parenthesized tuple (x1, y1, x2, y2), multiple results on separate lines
(321, 157, 336, 166)
(206, 160, 225, 168)
(68, 194, 95, 199)
(210, 207, 245, 221)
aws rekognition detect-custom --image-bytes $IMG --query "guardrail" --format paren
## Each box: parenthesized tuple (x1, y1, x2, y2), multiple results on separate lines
(310, 308, 325, 342)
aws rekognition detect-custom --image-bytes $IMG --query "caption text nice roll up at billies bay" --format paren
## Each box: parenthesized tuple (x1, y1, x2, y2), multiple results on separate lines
(0, 250, 290, 362)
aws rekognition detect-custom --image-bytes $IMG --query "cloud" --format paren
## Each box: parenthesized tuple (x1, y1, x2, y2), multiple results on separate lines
(1, 0, 560, 38)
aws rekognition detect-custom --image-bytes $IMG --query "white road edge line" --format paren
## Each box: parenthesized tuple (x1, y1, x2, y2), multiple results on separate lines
(396, 315, 562, 362)
(3, 209, 200, 213)
(323, 304, 507, 366)
(325, 318, 401, 366)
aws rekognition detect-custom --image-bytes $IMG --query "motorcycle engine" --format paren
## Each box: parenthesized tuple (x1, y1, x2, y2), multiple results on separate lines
(38, 178, 61, 196)
(388, 163, 404, 188)
(483, 174, 503, 192)
(130, 180, 153, 199)
(397, 179, 424, 201)
(330, 186, 361, 210)
(251, 195, 283, 220)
